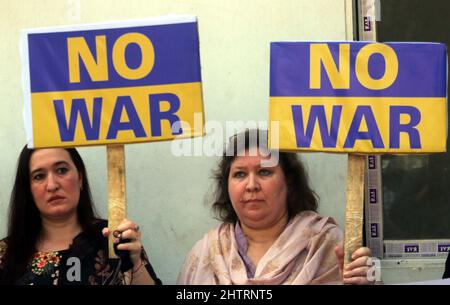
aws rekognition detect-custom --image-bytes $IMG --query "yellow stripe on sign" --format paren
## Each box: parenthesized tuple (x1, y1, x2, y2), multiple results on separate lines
(269, 97, 447, 153)
(31, 82, 204, 148)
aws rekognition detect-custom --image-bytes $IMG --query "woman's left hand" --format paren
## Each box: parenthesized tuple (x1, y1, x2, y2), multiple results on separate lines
(102, 219, 143, 267)
(335, 245, 375, 285)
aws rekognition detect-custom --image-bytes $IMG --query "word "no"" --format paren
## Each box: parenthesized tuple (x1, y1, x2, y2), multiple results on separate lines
(310, 43, 398, 90)
(67, 33, 155, 82)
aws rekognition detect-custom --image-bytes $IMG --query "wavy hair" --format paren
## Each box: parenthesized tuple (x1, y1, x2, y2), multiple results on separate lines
(212, 129, 318, 223)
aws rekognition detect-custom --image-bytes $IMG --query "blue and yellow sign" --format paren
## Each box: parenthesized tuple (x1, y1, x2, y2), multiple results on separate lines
(21, 16, 204, 148)
(269, 42, 447, 153)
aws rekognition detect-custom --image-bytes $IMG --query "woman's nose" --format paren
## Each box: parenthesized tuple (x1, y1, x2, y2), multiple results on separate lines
(245, 173, 260, 192)
(46, 173, 59, 192)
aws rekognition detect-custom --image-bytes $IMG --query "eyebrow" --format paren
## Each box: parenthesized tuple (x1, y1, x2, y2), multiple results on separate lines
(231, 164, 262, 170)
(30, 160, 70, 176)
(230, 166, 246, 170)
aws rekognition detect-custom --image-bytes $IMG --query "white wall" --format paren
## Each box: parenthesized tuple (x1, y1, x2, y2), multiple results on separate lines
(0, 0, 349, 284)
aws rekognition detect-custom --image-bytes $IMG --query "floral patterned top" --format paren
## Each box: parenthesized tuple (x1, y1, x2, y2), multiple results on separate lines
(0, 220, 162, 285)
(29, 251, 62, 284)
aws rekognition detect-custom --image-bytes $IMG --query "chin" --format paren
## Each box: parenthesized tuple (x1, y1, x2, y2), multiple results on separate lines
(242, 213, 270, 224)
(45, 207, 77, 219)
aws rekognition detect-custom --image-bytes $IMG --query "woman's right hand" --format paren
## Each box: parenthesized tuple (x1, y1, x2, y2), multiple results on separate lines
(102, 219, 143, 268)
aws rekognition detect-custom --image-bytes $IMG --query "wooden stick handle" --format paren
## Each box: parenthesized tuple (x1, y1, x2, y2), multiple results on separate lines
(344, 154, 365, 265)
(342, 0, 377, 266)
(107, 145, 127, 259)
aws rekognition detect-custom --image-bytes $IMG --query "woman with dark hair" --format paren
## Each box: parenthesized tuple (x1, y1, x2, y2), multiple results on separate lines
(0, 146, 161, 285)
(178, 130, 374, 284)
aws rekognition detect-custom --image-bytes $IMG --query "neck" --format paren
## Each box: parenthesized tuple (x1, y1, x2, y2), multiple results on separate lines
(38, 213, 82, 252)
(240, 213, 289, 246)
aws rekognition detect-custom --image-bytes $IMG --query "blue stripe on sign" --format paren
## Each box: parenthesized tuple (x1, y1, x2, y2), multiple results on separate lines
(270, 42, 447, 98)
(28, 22, 201, 92)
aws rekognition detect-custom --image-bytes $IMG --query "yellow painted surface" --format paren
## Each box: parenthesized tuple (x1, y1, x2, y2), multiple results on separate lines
(270, 97, 447, 153)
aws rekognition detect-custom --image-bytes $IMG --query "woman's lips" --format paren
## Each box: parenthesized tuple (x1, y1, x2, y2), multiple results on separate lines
(243, 199, 264, 204)
(48, 195, 65, 203)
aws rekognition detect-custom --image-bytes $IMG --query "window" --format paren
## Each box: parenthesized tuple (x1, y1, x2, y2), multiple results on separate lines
(364, 0, 450, 259)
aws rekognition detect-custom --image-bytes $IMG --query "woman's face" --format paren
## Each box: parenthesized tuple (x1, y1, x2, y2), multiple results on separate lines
(29, 149, 82, 220)
(228, 150, 288, 229)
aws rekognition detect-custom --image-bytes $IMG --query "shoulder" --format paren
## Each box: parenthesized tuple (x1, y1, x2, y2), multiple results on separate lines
(71, 219, 107, 254)
(178, 223, 231, 284)
(85, 218, 107, 236)
(187, 223, 229, 254)
(90, 219, 108, 231)
(184, 222, 234, 267)
(183, 222, 233, 263)
(293, 211, 343, 242)
(295, 210, 339, 228)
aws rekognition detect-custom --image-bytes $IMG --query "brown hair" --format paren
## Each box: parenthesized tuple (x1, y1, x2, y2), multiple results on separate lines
(212, 129, 318, 223)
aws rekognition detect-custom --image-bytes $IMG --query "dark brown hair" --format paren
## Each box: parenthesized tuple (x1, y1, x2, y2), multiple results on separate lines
(212, 129, 318, 223)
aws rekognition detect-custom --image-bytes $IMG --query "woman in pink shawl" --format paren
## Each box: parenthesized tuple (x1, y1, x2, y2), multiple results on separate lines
(178, 129, 374, 285)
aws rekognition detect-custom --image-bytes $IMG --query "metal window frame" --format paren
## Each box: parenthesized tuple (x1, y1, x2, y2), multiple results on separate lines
(358, 0, 450, 259)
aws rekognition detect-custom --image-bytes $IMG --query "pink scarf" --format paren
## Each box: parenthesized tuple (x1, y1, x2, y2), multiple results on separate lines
(178, 211, 343, 284)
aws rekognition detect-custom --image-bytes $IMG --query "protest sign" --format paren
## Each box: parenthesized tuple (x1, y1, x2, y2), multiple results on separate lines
(21, 16, 204, 148)
(270, 41, 447, 153)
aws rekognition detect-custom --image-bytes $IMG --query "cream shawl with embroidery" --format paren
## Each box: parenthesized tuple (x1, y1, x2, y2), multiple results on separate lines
(177, 211, 343, 285)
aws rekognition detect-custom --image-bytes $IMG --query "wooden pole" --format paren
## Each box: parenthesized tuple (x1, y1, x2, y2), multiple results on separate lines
(342, 0, 367, 265)
(107, 144, 126, 259)
(344, 154, 365, 264)
(343, 0, 377, 265)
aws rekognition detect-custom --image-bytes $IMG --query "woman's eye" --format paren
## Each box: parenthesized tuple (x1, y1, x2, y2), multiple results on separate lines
(259, 169, 272, 176)
(32, 173, 44, 181)
(56, 167, 68, 175)
(233, 171, 246, 178)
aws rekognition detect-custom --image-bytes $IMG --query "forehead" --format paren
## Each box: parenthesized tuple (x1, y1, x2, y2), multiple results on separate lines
(231, 151, 275, 168)
(29, 149, 74, 171)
